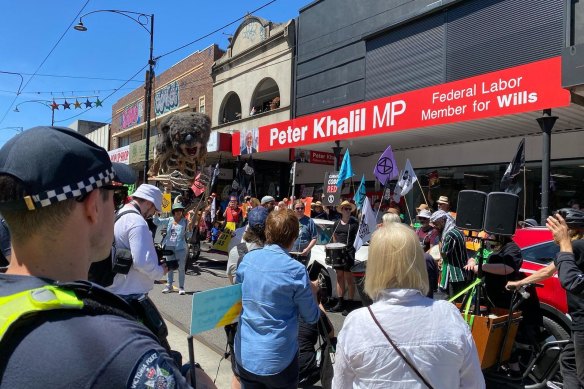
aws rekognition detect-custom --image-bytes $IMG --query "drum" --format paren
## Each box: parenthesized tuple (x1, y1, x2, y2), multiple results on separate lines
(325, 243, 346, 267)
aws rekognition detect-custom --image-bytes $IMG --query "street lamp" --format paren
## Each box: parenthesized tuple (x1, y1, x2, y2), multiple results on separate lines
(536, 109, 558, 223)
(74, 10, 155, 182)
(14, 100, 54, 125)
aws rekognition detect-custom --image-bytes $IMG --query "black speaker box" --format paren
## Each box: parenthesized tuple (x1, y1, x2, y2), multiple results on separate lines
(456, 190, 487, 231)
(484, 192, 519, 236)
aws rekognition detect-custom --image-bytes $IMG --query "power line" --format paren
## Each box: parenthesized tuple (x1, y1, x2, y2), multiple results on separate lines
(0, 72, 143, 83)
(0, 0, 92, 126)
(54, 64, 148, 124)
(156, 0, 278, 60)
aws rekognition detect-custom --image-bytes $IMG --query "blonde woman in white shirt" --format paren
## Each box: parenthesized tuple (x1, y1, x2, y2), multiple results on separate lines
(333, 223, 484, 389)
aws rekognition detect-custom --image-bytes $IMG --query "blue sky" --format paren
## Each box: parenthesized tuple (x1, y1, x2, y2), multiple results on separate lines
(0, 0, 310, 146)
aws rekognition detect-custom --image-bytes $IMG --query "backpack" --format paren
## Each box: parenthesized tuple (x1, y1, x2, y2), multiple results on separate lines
(88, 209, 140, 287)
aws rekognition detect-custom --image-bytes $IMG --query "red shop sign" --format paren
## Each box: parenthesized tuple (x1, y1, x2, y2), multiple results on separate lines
(257, 57, 570, 152)
(289, 148, 335, 165)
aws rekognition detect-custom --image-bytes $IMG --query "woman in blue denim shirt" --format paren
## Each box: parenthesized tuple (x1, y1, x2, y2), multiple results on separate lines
(235, 209, 320, 389)
(154, 203, 192, 295)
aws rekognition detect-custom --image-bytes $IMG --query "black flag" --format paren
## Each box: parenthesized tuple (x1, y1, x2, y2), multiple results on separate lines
(500, 138, 525, 194)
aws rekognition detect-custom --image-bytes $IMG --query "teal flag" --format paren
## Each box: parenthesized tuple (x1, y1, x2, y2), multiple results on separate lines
(336, 150, 354, 187)
(353, 174, 366, 210)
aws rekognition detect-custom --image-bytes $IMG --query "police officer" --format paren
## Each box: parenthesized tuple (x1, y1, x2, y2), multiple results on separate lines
(0, 127, 191, 387)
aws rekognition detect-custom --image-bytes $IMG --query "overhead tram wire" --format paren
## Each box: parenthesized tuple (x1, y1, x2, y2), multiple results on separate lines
(0, 0, 92, 127)
(155, 0, 278, 60)
(54, 63, 149, 124)
(57, 5, 398, 126)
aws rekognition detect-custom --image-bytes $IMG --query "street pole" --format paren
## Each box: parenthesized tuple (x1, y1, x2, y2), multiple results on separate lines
(536, 109, 558, 224)
(143, 14, 155, 183)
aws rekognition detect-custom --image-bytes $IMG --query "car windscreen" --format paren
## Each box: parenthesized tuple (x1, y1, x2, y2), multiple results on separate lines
(521, 242, 559, 265)
(315, 223, 334, 245)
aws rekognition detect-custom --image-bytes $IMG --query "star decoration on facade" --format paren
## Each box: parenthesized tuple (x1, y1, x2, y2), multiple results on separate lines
(95, 98, 102, 107)
(51, 101, 59, 110)
(85, 99, 92, 108)
(74, 100, 81, 109)
(62, 100, 71, 109)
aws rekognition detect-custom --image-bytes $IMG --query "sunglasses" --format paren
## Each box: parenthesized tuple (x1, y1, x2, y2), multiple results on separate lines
(342, 207, 352, 211)
(76, 185, 127, 210)
(295, 207, 305, 211)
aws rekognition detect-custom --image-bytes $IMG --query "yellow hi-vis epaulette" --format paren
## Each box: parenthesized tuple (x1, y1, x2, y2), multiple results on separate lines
(0, 285, 84, 341)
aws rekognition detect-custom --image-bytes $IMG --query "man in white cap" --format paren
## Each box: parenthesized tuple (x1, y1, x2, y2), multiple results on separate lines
(108, 184, 167, 299)
(0, 127, 190, 387)
(261, 195, 276, 212)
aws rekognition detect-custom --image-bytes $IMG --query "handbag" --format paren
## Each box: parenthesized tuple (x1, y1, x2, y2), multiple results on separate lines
(317, 315, 335, 389)
(368, 306, 435, 389)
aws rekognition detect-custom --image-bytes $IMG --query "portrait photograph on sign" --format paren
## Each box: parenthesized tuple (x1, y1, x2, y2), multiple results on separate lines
(240, 128, 259, 155)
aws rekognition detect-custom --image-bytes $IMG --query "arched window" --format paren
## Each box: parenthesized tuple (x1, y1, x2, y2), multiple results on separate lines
(250, 78, 280, 116)
(220, 92, 242, 124)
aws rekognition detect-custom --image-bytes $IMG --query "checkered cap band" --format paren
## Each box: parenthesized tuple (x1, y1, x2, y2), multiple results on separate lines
(31, 168, 115, 208)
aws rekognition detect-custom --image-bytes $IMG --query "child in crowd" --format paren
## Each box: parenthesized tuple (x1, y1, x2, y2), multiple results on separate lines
(211, 221, 221, 245)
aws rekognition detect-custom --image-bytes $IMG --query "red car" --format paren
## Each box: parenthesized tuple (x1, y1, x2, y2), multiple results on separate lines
(512, 227, 570, 340)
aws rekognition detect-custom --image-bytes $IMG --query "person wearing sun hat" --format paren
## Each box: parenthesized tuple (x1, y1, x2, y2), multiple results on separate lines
(154, 202, 193, 295)
(0, 126, 190, 388)
(311, 200, 327, 219)
(329, 200, 359, 314)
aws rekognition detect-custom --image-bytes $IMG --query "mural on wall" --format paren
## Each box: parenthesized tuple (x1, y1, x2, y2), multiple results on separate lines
(154, 80, 180, 116)
(120, 101, 144, 130)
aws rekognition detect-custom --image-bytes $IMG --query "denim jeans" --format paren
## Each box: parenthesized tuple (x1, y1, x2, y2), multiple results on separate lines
(166, 248, 187, 288)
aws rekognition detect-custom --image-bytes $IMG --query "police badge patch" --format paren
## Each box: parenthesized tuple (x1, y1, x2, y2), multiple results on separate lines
(129, 349, 177, 389)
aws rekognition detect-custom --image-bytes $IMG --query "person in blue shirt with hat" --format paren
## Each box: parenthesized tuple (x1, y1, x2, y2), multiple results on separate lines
(155, 202, 193, 295)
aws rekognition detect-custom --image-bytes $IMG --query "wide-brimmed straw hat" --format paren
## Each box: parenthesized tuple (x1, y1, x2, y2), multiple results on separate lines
(311, 201, 323, 209)
(416, 203, 429, 212)
(336, 200, 356, 213)
(437, 196, 449, 204)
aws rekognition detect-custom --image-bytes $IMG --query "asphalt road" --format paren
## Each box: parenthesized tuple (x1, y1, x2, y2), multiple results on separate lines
(150, 242, 350, 357)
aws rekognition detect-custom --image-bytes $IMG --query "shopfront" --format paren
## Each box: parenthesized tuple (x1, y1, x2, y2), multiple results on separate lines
(231, 55, 583, 223)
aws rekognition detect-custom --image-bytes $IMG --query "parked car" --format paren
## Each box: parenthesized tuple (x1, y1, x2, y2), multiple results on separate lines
(512, 227, 570, 342)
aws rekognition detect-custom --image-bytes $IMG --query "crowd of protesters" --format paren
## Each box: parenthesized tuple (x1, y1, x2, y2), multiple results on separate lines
(2, 129, 580, 389)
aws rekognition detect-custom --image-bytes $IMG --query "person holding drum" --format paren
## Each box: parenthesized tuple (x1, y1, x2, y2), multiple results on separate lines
(291, 200, 318, 265)
(329, 200, 359, 314)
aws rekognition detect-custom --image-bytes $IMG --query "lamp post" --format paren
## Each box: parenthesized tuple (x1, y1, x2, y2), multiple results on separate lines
(14, 100, 54, 125)
(74, 10, 155, 182)
(536, 109, 558, 223)
(332, 140, 343, 171)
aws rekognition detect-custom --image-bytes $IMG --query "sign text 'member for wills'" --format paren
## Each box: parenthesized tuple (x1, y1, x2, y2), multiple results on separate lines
(258, 57, 570, 152)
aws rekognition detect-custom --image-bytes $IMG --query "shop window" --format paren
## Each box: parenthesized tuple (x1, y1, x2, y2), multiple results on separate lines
(220, 92, 242, 124)
(409, 159, 584, 225)
(250, 78, 280, 116)
(118, 135, 130, 147)
(143, 126, 158, 138)
(199, 96, 205, 114)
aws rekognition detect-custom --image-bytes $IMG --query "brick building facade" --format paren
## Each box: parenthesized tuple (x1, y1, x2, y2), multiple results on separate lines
(110, 44, 224, 179)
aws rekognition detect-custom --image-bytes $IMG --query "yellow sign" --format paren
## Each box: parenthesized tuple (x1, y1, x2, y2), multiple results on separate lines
(212, 222, 236, 253)
(162, 193, 172, 213)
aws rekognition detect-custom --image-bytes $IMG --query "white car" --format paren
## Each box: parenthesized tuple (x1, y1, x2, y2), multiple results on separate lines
(306, 219, 369, 303)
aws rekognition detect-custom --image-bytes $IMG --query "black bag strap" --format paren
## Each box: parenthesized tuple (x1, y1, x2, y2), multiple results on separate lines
(367, 306, 435, 389)
(115, 209, 141, 223)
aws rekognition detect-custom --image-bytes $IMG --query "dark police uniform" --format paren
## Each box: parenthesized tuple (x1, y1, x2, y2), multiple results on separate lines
(0, 274, 190, 388)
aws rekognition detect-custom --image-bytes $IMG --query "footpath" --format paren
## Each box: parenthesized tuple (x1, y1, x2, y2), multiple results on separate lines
(166, 318, 233, 388)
